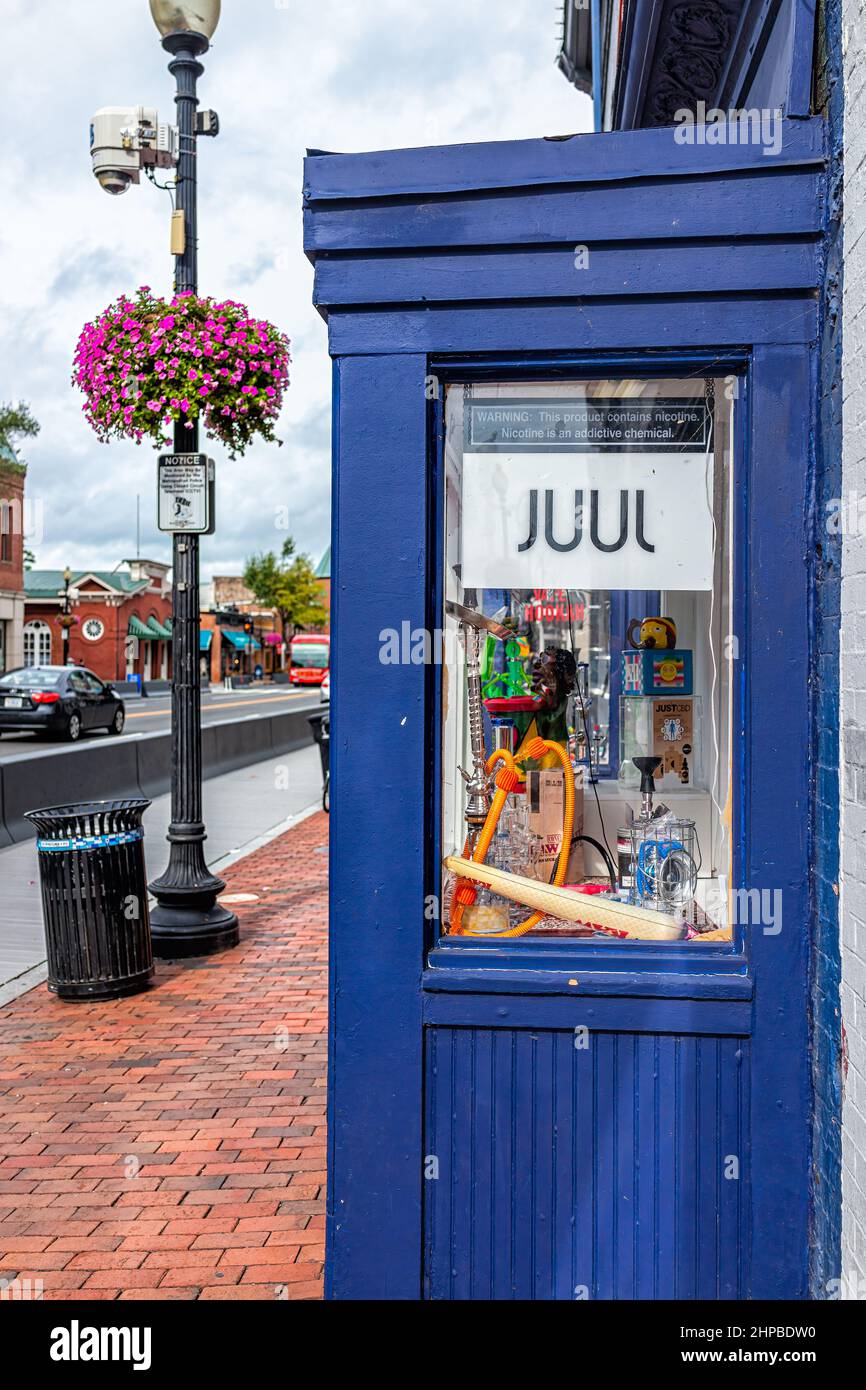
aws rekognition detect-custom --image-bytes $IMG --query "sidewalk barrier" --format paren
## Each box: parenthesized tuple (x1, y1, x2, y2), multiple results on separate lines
(1, 741, 142, 845)
(24, 799, 154, 1001)
(0, 705, 316, 845)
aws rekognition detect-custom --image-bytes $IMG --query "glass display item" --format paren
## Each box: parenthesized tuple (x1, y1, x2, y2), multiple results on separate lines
(619, 694, 703, 790)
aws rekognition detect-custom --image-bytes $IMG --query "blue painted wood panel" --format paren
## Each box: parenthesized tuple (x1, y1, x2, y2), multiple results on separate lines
(326, 298, 818, 357)
(305, 171, 820, 254)
(424, 1027, 749, 1300)
(325, 354, 430, 1300)
(303, 118, 824, 201)
(309, 118, 824, 1300)
(314, 240, 820, 307)
(744, 344, 813, 1297)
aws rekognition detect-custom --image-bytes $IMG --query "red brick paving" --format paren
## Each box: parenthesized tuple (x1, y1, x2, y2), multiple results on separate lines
(0, 812, 328, 1301)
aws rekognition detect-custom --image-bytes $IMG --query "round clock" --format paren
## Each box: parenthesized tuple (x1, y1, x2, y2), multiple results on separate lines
(82, 617, 105, 643)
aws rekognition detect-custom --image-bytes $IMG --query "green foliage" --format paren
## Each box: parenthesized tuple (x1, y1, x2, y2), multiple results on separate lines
(0, 402, 39, 474)
(243, 537, 326, 635)
(0, 401, 40, 442)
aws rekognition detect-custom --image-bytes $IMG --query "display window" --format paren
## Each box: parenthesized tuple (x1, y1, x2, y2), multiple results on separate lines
(441, 377, 735, 946)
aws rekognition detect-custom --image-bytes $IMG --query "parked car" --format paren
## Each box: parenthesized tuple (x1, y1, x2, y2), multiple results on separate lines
(320, 671, 330, 704)
(0, 666, 126, 742)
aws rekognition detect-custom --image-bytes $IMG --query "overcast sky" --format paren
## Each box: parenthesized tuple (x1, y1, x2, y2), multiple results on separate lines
(0, 0, 590, 580)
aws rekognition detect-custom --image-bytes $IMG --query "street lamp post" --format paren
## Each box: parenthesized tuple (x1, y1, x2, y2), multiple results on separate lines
(59, 567, 76, 665)
(146, 0, 239, 957)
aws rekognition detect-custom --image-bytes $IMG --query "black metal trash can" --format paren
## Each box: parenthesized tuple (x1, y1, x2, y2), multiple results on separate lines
(24, 800, 154, 1001)
(308, 712, 330, 813)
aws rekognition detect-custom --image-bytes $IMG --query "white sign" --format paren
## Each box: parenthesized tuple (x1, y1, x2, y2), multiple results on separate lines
(461, 450, 714, 591)
(157, 455, 213, 534)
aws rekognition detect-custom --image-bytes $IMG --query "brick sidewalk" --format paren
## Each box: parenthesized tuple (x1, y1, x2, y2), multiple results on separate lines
(0, 812, 328, 1301)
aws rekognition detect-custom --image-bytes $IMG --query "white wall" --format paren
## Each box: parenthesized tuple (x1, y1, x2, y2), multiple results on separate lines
(841, 0, 866, 1298)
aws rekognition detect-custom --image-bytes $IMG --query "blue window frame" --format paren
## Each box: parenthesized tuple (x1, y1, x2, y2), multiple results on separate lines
(426, 352, 748, 981)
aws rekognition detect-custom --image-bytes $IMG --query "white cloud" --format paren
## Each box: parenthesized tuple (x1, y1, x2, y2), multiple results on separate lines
(0, 0, 590, 579)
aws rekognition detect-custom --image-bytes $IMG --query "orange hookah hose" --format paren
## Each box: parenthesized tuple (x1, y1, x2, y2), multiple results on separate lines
(450, 748, 518, 935)
(457, 737, 575, 939)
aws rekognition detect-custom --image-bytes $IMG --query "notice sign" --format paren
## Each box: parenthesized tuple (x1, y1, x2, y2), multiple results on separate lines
(460, 398, 714, 591)
(157, 454, 213, 534)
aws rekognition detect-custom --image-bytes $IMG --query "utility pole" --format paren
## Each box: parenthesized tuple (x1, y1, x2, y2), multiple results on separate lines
(147, 0, 238, 957)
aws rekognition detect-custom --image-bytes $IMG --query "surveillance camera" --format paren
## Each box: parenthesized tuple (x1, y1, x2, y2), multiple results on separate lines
(96, 168, 134, 196)
(90, 106, 179, 195)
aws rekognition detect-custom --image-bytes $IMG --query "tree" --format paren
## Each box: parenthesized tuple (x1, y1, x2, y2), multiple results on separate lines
(0, 402, 39, 474)
(243, 537, 326, 638)
(0, 401, 40, 449)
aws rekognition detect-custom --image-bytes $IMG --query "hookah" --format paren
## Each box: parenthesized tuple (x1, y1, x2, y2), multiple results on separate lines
(622, 756, 700, 911)
(448, 600, 512, 853)
(446, 599, 575, 938)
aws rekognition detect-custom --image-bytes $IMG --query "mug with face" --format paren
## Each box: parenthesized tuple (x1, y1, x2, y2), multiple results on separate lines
(626, 616, 678, 651)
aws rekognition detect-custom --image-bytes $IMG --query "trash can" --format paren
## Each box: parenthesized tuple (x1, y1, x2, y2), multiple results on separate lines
(308, 712, 330, 813)
(24, 799, 154, 1001)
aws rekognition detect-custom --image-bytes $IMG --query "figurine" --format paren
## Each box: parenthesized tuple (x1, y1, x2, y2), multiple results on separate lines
(626, 615, 678, 650)
(513, 646, 578, 770)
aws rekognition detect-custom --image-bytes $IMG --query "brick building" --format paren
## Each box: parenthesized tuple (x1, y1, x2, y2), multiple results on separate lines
(202, 575, 283, 683)
(0, 440, 26, 674)
(24, 559, 172, 684)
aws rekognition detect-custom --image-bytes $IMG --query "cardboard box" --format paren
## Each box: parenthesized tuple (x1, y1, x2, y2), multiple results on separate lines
(526, 768, 585, 882)
(652, 698, 694, 783)
(622, 648, 693, 696)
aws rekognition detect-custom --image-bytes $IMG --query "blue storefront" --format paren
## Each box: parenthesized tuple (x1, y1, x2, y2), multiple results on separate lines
(306, 1, 842, 1299)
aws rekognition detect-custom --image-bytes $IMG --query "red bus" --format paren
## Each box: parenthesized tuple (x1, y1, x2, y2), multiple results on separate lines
(289, 632, 330, 686)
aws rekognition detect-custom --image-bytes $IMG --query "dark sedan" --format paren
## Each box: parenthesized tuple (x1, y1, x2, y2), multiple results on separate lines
(0, 666, 126, 742)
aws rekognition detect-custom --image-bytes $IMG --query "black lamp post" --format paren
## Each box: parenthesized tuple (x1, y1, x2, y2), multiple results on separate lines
(146, 0, 239, 957)
(58, 567, 77, 665)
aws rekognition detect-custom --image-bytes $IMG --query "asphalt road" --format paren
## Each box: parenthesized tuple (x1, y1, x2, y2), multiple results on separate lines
(0, 685, 327, 759)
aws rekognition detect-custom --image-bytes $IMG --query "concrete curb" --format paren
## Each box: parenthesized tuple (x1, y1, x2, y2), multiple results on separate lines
(0, 707, 315, 846)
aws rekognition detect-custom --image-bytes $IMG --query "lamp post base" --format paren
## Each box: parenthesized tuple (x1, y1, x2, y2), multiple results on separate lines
(148, 832, 240, 958)
(149, 899, 239, 959)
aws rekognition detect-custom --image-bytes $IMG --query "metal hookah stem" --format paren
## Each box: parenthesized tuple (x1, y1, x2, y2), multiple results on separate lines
(466, 627, 485, 771)
(463, 625, 490, 846)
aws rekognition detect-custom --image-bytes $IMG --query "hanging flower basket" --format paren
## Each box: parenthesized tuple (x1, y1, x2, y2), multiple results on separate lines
(72, 287, 291, 459)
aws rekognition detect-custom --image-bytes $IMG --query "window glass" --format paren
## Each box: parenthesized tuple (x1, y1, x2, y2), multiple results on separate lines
(2, 667, 62, 687)
(291, 644, 329, 668)
(23, 624, 52, 668)
(442, 378, 734, 948)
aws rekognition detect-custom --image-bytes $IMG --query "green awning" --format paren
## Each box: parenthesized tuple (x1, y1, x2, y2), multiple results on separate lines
(222, 629, 262, 652)
(200, 630, 213, 651)
(128, 615, 172, 641)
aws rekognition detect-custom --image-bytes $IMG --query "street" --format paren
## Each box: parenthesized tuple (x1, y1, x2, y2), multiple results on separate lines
(0, 685, 326, 759)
